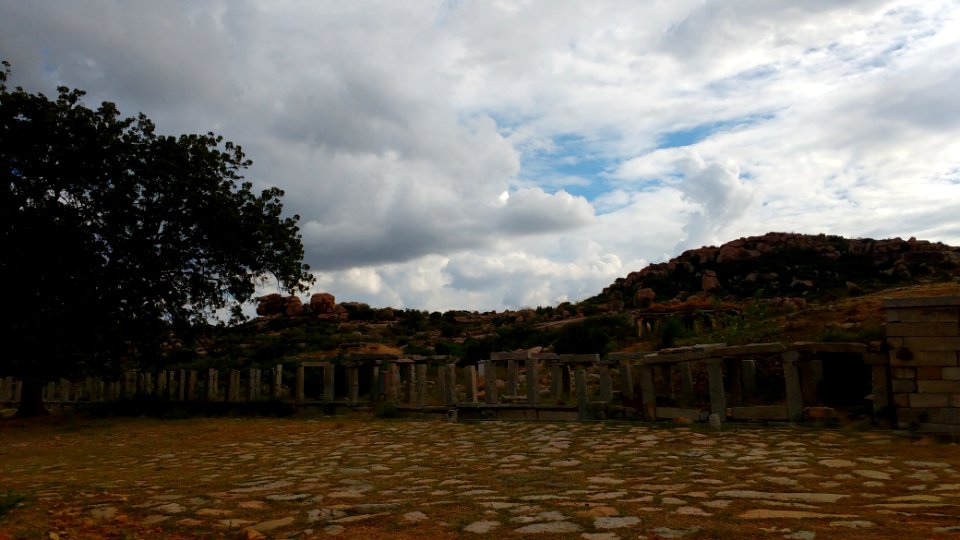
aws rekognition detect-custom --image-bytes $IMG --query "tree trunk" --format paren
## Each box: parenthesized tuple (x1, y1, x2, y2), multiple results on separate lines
(15, 377, 49, 417)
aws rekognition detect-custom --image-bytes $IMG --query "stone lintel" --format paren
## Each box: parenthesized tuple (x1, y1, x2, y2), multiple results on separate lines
(559, 353, 601, 364)
(791, 342, 868, 353)
(713, 343, 786, 356)
(300, 361, 330, 368)
(491, 351, 530, 361)
(644, 351, 711, 364)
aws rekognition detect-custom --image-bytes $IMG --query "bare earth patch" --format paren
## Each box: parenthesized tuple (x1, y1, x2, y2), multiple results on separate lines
(1, 416, 959, 539)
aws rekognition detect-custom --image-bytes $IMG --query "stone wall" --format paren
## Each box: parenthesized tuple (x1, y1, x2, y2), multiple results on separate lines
(886, 296, 960, 433)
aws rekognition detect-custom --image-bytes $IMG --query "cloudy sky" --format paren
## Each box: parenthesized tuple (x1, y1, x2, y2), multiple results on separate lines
(3, 0, 960, 312)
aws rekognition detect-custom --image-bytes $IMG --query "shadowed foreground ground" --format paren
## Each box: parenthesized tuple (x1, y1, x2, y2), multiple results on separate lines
(1, 416, 959, 539)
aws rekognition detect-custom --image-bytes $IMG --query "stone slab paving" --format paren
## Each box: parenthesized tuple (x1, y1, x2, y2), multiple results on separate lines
(2, 418, 960, 539)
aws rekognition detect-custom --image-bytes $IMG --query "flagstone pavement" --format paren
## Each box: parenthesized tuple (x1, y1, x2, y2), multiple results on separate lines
(2, 417, 960, 539)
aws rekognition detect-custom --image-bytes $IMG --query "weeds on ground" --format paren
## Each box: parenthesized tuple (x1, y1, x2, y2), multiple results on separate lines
(0, 489, 28, 517)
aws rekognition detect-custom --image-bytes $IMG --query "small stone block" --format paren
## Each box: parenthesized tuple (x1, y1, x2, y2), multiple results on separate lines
(891, 379, 917, 393)
(942, 367, 960, 380)
(917, 380, 960, 393)
(917, 367, 943, 380)
(909, 393, 950, 408)
(926, 408, 960, 425)
(891, 351, 959, 367)
(887, 323, 960, 337)
(892, 367, 916, 379)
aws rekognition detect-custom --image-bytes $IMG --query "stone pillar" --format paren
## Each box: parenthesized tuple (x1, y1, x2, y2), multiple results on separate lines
(783, 351, 804, 421)
(13, 381, 21, 403)
(60, 379, 72, 402)
(561, 364, 573, 398)
(506, 359, 519, 396)
(576, 369, 588, 420)
(144, 373, 154, 397)
(246, 368, 257, 401)
(370, 362, 381, 402)
(679, 362, 695, 408)
(96, 379, 105, 402)
(167, 371, 178, 401)
(385, 363, 399, 404)
(550, 361, 563, 400)
(444, 364, 458, 406)
(706, 359, 726, 420)
(206, 369, 217, 400)
(619, 363, 634, 401)
(415, 363, 427, 408)
(638, 365, 656, 420)
(741, 359, 757, 403)
(156, 371, 167, 398)
(482, 360, 498, 404)
(465, 365, 478, 403)
(526, 358, 539, 405)
(402, 362, 415, 404)
(46, 381, 56, 402)
(272, 364, 283, 399)
(136, 373, 146, 396)
(324, 362, 336, 402)
(186, 370, 197, 401)
(598, 364, 612, 402)
(348, 364, 360, 403)
(295, 365, 305, 403)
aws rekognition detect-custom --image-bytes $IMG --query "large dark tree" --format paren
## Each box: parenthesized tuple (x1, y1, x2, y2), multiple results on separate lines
(0, 62, 314, 416)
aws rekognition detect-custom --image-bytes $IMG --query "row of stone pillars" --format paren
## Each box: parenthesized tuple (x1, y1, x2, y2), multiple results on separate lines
(24, 366, 285, 404)
(612, 343, 809, 422)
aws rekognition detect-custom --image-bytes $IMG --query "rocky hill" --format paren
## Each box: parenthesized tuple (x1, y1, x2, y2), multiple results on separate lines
(597, 232, 960, 309)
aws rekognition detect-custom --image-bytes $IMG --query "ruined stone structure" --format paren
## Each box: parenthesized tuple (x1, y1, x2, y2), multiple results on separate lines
(885, 296, 960, 433)
(3, 295, 959, 435)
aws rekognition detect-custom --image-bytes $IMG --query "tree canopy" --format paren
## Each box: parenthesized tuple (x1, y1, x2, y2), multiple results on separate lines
(0, 62, 314, 415)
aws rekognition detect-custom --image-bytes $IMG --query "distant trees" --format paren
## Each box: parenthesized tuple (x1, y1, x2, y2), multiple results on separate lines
(0, 62, 314, 416)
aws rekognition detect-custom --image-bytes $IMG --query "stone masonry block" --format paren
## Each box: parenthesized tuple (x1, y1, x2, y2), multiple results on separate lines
(951, 394, 960, 407)
(886, 307, 960, 324)
(886, 322, 960, 337)
(943, 367, 960, 380)
(890, 350, 959, 367)
(892, 367, 916, 379)
(917, 380, 960, 394)
(917, 367, 944, 380)
(909, 393, 950, 408)
(902, 337, 960, 351)
(916, 422, 960, 434)
(893, 393, 910, 407)
(896, 408, 927, 424)
(927, 408, 960, 425)
(891, 379, 917, 393)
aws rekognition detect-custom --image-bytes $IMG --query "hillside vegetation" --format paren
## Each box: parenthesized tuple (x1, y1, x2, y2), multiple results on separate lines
(175, 233, 960, 371)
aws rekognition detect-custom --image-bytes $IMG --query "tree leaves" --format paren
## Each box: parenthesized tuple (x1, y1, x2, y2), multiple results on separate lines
(0, 63, 314, 382)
